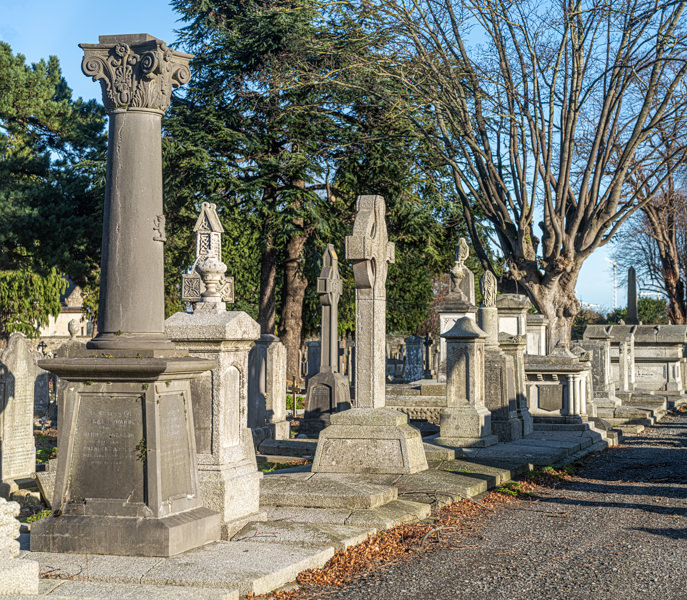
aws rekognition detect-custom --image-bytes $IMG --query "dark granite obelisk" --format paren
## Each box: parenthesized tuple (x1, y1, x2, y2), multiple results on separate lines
(31, 35, 220, 557)
(627, 267, 639, 325)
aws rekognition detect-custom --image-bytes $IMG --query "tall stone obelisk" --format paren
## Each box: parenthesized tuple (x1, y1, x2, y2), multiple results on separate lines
(31, 35, 220, 557)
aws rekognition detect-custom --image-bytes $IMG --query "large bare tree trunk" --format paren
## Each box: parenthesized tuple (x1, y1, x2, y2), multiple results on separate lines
(525, 271, 581, 351)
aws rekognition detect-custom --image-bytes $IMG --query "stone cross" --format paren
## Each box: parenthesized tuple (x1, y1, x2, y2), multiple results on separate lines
(181, 202, 234, 310)
(317, 244, 343, 373)
(80, 34, 192, 350)
(345, 195, 395, 408)
(627, 267, 638, 325)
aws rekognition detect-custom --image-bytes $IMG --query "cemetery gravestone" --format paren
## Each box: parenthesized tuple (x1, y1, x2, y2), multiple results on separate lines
(31, 34, 220, 557)
(248, 334, 290, 442)
(312, 196, 427, 474)
(437, 239, 477, 382)
(302, 245, 351, 435)
(0, 333, 37, 485)
(627, 267, 639, 325)
(166, 202, 265, 539)
(437, 317, 498, 447)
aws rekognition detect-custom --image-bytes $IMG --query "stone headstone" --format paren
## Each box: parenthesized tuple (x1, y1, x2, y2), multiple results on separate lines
(346, 195, 395, 408)
(312, 196, 427, 474)
(305, 341, 321, 386)
(0, 333, 37, 483)
(303, 245, 351, 435)
(627, 267, 639, 325)
(402, 335, 424, 383)
(0, 497, 38, 594)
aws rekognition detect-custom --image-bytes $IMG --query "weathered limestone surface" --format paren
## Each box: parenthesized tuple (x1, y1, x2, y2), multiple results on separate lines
(166, 202, 264, 540)
(302, 245, 351, 435)
(478, 272, 522, 442)
(248, 335, 289, 442)
(0, 497, 38, 595)
(526, 313, 549, 355)
(313, 196, 427, 474)
(436, 317, 498, 448)
(0, 333, 37, 483)
(31, 34, 220, 557)
(437, 239, 477, 382)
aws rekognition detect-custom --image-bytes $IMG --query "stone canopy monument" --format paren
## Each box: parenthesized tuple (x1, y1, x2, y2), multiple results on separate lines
(31, 35, 220, 557)
(312, 196, 427, 474)
(302, 245, 351, 435)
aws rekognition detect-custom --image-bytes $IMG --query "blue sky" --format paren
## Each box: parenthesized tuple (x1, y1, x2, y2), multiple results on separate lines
(0, 0, 621, 311)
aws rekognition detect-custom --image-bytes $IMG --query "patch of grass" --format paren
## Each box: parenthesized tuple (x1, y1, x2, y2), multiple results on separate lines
(19, 509, 51, 524)
(494, 481, 532, 498)
(286, 395, 305, 411)
(36, 447, 56, 464)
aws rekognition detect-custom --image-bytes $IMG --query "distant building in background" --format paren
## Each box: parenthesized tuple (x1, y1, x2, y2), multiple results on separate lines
(38, 278, 93, 338)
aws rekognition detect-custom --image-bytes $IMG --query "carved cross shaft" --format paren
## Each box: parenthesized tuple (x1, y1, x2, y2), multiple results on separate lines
(317, 244, 342, 372)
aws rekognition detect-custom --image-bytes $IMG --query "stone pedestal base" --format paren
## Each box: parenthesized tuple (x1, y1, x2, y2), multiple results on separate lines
(267, 420, 291, 440)
(311, 408, 428, 474)
(491, 417, 522, 443)
(0, 559, 39, 595)
(31, 355, 221, 556)
(435, 406, 498, 448)
(198, 438, 265, 540)
(30, 507, 219, 557)
(301, 370, 351, 437)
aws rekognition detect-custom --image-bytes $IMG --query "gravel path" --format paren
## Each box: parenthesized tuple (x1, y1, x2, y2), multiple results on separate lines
(300, 412, 687, 600)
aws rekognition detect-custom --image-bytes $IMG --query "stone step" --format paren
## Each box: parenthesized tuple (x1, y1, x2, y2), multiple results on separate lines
(232, 520, 374, 551)
(423, 441, 458, 462)
(260, 473, 397, 509)
(263, 499, 432, 530)
(258, 439, 317, 457)
(30, 580, 238, 600)
(554, 439, 610, 466)
(614, 423, 646, 435)
(533, 423, 593, 431)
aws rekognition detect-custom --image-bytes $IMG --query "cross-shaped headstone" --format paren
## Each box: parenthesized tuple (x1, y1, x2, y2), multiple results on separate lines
(345, 195, 395, 408)
(181, 202, 234, 306)
(317, 244, 343, 373)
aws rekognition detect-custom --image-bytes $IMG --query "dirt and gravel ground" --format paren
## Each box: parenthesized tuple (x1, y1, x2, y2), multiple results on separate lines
(295, 410, 687, 600)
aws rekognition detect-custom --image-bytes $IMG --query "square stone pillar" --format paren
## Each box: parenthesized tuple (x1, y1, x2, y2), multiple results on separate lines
(499, 334, 534, 436)
(166, 311, 264, 539)
(436, 317, 498, 448)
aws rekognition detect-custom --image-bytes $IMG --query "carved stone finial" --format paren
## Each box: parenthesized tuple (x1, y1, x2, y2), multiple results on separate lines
(67, 319, 80, 340)
(80, 34, 192, 113)
(479, 271, 497, 307)
(181, 202, 234, 307)
(456, 238, 469, 264)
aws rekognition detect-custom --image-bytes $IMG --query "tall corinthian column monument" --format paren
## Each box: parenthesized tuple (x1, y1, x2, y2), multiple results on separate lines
(31, 35, 220, 557)
(312, 196, 427, 473)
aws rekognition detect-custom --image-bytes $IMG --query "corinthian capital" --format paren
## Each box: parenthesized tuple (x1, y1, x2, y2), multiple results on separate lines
(79, 34, 192, 113)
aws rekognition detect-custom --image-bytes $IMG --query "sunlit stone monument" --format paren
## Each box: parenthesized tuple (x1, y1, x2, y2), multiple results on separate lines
(31, 34, 220, 556)
(166, 202, 264, 539)
(312, 196, 427, 473)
